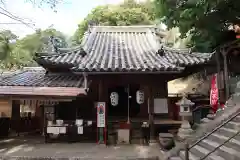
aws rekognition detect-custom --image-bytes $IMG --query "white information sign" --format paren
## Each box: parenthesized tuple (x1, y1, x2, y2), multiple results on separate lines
(47, 127, 54, 134)
(78, 126, 83, 134)
(97, 102, 106, 127)
(47, 127, 60, 134)
(59, 127, 66, 134)
(154, 98, 168, 113)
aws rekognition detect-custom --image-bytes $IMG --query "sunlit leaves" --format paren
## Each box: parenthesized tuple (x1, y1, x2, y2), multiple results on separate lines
(72, 0, 155, 45)
(0, 28, 67, 70)
(154, 0, 240, 52)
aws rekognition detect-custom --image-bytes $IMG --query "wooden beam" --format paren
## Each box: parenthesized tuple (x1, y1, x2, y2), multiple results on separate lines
(0, 86, 87, 97)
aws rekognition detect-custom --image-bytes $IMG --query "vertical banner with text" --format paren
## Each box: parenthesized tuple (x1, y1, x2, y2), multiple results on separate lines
(96, 102, 106, 144)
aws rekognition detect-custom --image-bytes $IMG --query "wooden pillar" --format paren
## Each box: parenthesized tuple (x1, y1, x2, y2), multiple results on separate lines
(11, 100, 20, 135)
(223, 54, 229, 100)
(98, 80, 103, 100)
(148, 86, 156, 143)
(215, 51, 221, 106)
(97, 79, 106, 144)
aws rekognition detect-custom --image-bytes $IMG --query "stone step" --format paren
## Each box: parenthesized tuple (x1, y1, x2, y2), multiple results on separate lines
(210, 133, 240, 151)
(191, 145, 225, 160)
(200, 139, 240, 160)
(217, 127, 238, 137)
(201, 118, 212, 123)
(233, 115, 240, 122)
(207, 114, 216, 120)
(179, 144, 227, 160)
(169, 157, 182, 160)
(179, 150, 199, 160)
(224, 121, 240, 130)
(179, 149, 223, 160)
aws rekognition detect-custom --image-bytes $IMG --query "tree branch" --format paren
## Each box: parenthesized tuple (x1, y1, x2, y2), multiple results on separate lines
(0, 6, 35, 24)
(0, 8, 36, 30)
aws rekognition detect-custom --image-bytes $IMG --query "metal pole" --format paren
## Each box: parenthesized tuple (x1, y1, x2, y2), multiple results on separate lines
(185, 143, 189, 160)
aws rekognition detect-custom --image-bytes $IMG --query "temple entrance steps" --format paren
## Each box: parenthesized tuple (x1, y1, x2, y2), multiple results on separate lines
(167, 97, 240, 160)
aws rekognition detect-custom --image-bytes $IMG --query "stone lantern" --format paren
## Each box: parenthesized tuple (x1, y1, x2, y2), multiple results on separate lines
(176, 95, 195, 140)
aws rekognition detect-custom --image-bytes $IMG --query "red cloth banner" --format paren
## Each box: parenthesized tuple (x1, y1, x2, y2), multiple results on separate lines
(210, 74, 219, 113)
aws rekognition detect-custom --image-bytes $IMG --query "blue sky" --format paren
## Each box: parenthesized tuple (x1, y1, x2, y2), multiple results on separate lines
(0, 0, 126, 38)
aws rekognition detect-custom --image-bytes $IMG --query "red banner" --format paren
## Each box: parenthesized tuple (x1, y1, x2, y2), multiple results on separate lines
(210, 74, 219, 113)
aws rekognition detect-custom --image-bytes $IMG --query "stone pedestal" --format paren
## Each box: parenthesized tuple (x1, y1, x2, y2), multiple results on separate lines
(149, 139, 158, 146)
(159, 133, 175, 150)
(117, 129, 130, 144)
(177, 120, 193, 140)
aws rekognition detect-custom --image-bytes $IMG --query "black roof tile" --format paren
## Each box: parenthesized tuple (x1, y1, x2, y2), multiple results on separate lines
(162, 47, 212, 67)
(0, 68, 84, 88)
(35, 47, 85, 69)
(36, 26, 213, 73)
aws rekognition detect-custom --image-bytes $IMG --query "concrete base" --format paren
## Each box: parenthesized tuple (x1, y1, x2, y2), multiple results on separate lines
(117, 129, 130, 144)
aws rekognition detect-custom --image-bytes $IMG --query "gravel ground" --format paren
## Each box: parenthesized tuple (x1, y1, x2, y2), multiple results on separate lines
(0, 137, 163, 160)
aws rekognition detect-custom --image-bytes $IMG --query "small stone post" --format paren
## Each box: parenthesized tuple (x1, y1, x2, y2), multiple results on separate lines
(176, 96, 195, 140)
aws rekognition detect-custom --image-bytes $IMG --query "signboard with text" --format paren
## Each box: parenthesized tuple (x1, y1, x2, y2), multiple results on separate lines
(97, 102, 105, 128)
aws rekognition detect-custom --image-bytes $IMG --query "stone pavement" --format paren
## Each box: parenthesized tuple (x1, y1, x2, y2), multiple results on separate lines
(0, 137, 163, 160)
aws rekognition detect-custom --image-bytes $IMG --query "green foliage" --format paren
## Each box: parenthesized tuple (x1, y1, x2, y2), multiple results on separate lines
(0, 28, 68, 70)
(72, 0, 156, 45)
(163, 27, 191, 48)
(154, 0, 240, 52)
(0, 30, 17, 60)
(19, 28, 67, 55)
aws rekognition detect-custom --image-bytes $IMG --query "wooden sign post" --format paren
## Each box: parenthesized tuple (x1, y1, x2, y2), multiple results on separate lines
(96, 102, 106, 144)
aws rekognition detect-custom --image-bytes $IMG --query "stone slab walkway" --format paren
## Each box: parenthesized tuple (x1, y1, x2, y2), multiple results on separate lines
(0, 137, 162, 160)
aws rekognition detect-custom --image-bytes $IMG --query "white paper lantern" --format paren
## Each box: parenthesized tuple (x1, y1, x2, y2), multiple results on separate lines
(110, 92, 119, 106)
(136, 90, 144, 104)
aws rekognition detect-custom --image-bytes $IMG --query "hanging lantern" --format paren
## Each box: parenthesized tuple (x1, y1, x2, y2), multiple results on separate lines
(136, 90, 144, 104)
(110, 92, 119, 106)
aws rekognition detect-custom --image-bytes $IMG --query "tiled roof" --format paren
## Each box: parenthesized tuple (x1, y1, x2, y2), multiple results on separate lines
(0, 68, 85, 88)
(35, 47, 85, 70)
(36, 26, 213, 73)
(162, 47, 213, 67)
